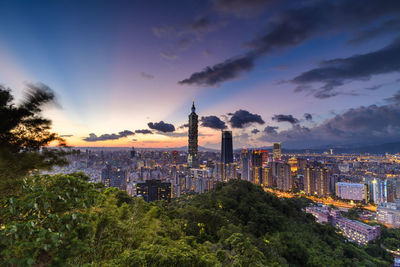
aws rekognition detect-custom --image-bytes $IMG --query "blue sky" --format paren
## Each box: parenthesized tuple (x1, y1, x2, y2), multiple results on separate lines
(0, 0, 399, 148)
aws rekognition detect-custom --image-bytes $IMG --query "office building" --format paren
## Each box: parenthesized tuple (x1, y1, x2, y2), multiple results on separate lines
(171, 150, 179, 164)
(271, 162, 292, 191)
(136, 180, 171, 202)
(101, 165, 127, 190)
(334, 217, 380, 245)
(336, 182, 368, 202)
(251, 150, 263, 167)
(221, 131, 233, 164)
(262, 167, 273, 187)
(130, 147, 136, 158)
(188, 101, 199, 168)
(273, 142, 281, 161)
(377, 201, 400, 228)
(288, 157, 298, 174)
(241, 149, 250, 181)
(305, 167, 329, 197)
(306, 205, 380, 244)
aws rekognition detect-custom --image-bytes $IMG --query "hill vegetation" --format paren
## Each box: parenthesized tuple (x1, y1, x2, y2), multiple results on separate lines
(0, 173, 394, 266)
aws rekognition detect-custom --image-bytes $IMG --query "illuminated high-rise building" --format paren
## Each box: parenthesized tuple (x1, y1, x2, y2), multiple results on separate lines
(136, 180, 171, 202)
(221, 131, 233, 164)
(188, 101, 198, 168)
(130, 147, 136, 158)
(171, 150, 179, 164)
(251, 150, 263, 167)
(288, 157, 298, 174)
(241, 149, 250, 181)
(271, 162, 292, 191)
(273, 142, 281, 161)
(305, 167, 329, 197)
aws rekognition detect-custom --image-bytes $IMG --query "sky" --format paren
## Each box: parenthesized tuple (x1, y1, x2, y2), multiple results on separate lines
(0, 0, 399, 149)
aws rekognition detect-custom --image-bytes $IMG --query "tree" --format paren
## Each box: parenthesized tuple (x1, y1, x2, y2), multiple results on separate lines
(0, 83, 66, 197)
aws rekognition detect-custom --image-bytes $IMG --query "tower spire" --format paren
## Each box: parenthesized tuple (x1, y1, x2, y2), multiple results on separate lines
(191, 99, 196, 113)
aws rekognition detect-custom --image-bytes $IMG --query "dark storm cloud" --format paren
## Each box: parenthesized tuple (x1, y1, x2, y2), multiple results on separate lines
(259, 97, 400, 148)
(304, 113, 312, 121)
(263, 126, 279, 135)
(83, 130, 135, 142)
(179, 56, 255, 86)
(348, 18, 400, 44)
(148, 121, 175, 132)
(135, 129, 153, 134)
(118, 130, 135, 137)
(180, 0, 400, 87)
(200, 116, 227, 130)
(229, 109, 265, 128)
(272, 114, 299, 124)
(251, 128, 260, 134)
(292, 38, 400, 98)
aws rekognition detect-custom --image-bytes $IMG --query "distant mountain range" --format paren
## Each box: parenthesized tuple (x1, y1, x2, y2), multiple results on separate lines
(231, 141, 400, 155)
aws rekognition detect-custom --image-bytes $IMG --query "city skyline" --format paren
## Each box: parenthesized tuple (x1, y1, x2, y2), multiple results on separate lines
(1, 0, 400, 149)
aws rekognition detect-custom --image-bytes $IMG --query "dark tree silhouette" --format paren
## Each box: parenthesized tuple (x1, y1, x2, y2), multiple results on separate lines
(0, 83, 66, 196)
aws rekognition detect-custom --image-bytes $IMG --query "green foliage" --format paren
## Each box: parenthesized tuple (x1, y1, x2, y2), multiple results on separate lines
(0, 84, 66, 197)
(344, 207, 361, 220)
(0, 175, 394, 266)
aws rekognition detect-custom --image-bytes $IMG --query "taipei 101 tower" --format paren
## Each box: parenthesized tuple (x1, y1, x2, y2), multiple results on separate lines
(188, 101, 199, 168)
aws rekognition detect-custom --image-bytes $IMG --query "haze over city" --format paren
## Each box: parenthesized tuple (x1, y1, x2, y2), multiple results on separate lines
(1, 0, 399, 149)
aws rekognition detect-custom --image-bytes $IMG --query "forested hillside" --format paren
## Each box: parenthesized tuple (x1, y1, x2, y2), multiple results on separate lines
(0, 173, 393, 266)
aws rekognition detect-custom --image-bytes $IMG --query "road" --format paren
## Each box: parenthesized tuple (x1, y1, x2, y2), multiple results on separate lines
(265, 188, 377, 212)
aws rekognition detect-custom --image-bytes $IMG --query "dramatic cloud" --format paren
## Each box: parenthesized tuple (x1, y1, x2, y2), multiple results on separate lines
(179, 56, 254, 86)
(348, 18, 400, 44)
(263, 126, 279, 135)
(140, 72, 154, 79)
(200, 116, 227, 130)
(135, 129, 153, 134)
(148, 121, 175, 132)
(180, 0, 400, 87)
(251, 128, 260, 134)
(259, 97, 400, 148)
(83, 130, 135, 142)
(293, 37, 400, 98)
(118, 130, 135, 137)
(229, 109, 265, 128)
(272, 114, 299, 124)
(304, 113, 312, 121)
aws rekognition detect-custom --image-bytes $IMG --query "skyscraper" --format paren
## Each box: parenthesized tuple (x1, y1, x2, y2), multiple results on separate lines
(273, 142, 281, 161)
(241, 149, 250, 181)
(188, 101, 198, 168)
(305, 167, 329, 197)
(221, 131, 233, 164)
(251, 150, 263, 167)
